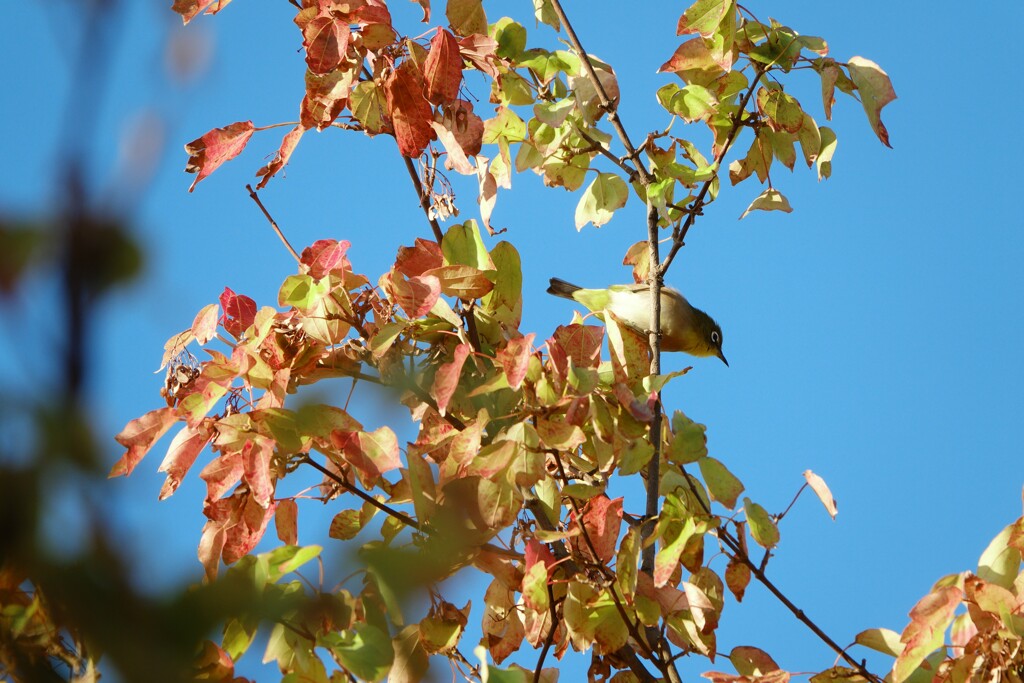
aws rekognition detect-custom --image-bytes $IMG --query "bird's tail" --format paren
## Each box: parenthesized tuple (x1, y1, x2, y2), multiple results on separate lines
(547, 277, 581, 300)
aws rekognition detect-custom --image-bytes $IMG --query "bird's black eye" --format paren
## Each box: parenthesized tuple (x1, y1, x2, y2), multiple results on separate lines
(711, 330, 720, 344)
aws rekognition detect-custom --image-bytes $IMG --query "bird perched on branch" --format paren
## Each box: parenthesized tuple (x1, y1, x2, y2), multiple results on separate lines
(547, 278, 728, 365)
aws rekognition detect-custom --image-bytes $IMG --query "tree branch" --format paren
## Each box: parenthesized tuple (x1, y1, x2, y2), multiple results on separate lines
(402, 156, 445, 243)
(246, 184, 301, 262)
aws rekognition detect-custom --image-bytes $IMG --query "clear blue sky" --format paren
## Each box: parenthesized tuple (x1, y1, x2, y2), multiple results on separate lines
(3, 0, 1023, 680)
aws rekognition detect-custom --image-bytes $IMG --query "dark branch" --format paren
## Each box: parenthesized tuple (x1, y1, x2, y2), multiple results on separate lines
(246, 184, 301, 262)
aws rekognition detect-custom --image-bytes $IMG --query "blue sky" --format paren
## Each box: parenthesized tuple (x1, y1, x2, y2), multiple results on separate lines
(3, 0, 1023, 680)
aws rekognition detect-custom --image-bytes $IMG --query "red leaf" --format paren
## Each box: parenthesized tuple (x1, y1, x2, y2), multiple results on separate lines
(613, 383, 655, 423)
(219, 287, 257, 337)
(255, 125, 306, 190)
(423, 28, 462, 105)
(243, 436, 275, 508)
(573, 495, 623, 563)
(199, 450, 244, 503)
(380, 268, 441, 318)
(497, 333, 534, 389)
(184, 121, 254, 192)
(275, 499, 298, 545)
(395, 238, 443, 277)
(431, 343, 471, 415)
(157, 422, 214, 499)
(222, 494, 276, 564)
(552, 324, 603, 369)
(524, 538, 556, 573)
(384, 61, 435, 158)
(110, 407, 178, 478)
(302, 15, 350, 74)
(171, 0, 233, 25)
(301, 239, 352, 280)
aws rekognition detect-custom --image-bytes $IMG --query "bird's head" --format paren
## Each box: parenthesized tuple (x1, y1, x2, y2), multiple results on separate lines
(692, 310, 728, 366)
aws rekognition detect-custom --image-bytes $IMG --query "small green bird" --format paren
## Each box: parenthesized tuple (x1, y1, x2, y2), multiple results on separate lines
(547, 278, 728, 365)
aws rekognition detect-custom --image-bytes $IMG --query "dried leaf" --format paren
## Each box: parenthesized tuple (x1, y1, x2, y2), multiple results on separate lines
(255, 125, 305, 190)
(110, 407, 178, 478)
(803, 469, 837, 519)
(847, 56, 896, 148)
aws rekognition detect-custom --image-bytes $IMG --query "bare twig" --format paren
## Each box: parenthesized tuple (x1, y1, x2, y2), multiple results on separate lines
(533, 582, 559, 683)
(301, 455, 421, 530)
(245, 184, 301, 262)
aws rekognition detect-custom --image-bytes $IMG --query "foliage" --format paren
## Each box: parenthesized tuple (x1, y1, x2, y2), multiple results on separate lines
(74, 0, 928, 682)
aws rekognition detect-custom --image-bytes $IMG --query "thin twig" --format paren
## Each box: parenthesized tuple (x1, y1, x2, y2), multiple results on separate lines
(301, 455, 421, 530)
(658, 65, 766, 275)
(245, 184, 301, 262)
(533, 582, 559, 683)
(572, 123, 638, 181)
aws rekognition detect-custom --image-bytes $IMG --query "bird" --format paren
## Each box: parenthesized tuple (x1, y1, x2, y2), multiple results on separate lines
(547, 277, 728, 365)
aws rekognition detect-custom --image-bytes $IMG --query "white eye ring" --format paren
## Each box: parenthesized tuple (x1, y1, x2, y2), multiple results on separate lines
(711, 331, 720, 344)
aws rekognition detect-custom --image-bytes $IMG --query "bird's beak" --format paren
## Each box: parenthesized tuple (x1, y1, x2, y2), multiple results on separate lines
(717, 349, 729, 367)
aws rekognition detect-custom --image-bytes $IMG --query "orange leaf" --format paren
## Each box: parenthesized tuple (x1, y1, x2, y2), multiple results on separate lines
(199, 451, 244, 503)
(380, 268, 441, 318)
(431, 343, 471, 414)
(275, 499, 298, 545)
(571, 495, 623, 563)
(395, 238, 443, 277)
(172, 0, 232, 25)
(184, 121, 254, 192)
(497, 333, 534, 389)
(332, 426, 401, 488)
(384, 61, 435, 158)
(157, 422, 214, 499)
(191, 303, 219, 345)
(110, 407, 178, 478)
(255, 125, 305, 190)
(551, 324, 603, 369)
(243, 436, 275, 508)
(423, 28, 462, 105)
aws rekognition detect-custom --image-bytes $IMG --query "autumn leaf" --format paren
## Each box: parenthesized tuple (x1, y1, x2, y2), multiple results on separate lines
(423, 28, 462, 105)
(497, 334, 534, 389)
(301, 15, 351, 75)
(110, 407, 178, 478)
(242, 435, 276, 508)
(219, 287, 257, 337)
(157, 422, 214, 499)
(384, 61, 435, 158)
(676, 0, 730, 38)
(847, 56, 897, 148)
(332, 427, 402, 488)
(431, 343, 471, 414)
(275, 499, 298, 545)
(200, 451, 245, 503)
(255, 125, 305, 190)
(446, 0, 487, 37)
(739, 188, 793, 220)
(184, 121, 254, 192)
(803, 469, 838, 519)
(191, 303, 219, 344)
(172, 0, 232, 25)
(300, 239, 352, 280)
(380, 268, 441, 318)
(575, 173, 629, 229)
(396, 238, 444, 277)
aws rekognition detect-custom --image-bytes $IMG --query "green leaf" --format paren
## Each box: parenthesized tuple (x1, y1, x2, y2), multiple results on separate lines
(677, 0, 730, 38)
(322, 624, 394, 682)
(329, 509, 363, 540)
(278, 273, 323, 310)
(442, 220, 495, 270)
(977, 522, 1022, 589)
(265, 544, 322, 582)
(492, 17, 526, 60)
(575, 173, 628, 230)
(668, 411, 708, 464)
(698, 457, 744, 509)
(743, 497, 779, 549)
(817, 126, 837, 180)
(665, 84, 718, 123)
(739, 188, 793, 220)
